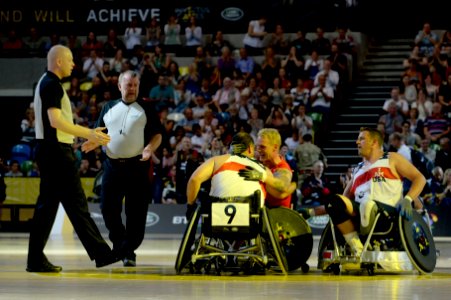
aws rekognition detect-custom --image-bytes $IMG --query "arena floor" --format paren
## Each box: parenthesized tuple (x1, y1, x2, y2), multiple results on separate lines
(1, 232, 451, 299)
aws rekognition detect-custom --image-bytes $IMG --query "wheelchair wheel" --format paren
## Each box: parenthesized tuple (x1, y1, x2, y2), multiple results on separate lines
(399, 210, 437, 274)
(175, 206, 201, 274)
(262, 207, 289, 274)
(267, 207, 313, 272)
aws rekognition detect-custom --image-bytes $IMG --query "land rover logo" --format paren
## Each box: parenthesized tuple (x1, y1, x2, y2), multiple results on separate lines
(146, 212, 159, 227)
(221, 7, 244, 21)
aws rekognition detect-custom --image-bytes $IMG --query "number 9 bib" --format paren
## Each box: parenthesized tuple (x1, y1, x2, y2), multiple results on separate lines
(211, 203, 250, 226)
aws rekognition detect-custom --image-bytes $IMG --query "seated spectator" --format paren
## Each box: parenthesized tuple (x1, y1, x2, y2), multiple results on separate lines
(267, 77, 286, 107)
(423, 102, 451, 144)
(290, 30, 312, 57)
(304, 49, 324, 83)
(149, 75, 176, 111)
(414, 22, 439, 57)
(438, 74, 451, 118)
(23, 26, 45, 56)
(103, 27, 126, 59)
(291, 104, 313, 138)
(5, 160, 23, 177)
(401, 120, 421, 148)
(163, 15, 182, 55)
(109, 48, 127, 73)
(411, 88, 433, 122)
(300, 160, 332, 207)
(181, 63, 201, 96)
(332, 27, 356, 56)
(265, 105, 290, 140)
(435, 137, 451, 172)
(79, 158, 98, 177)
(206, 30, 234, 57)
(382, 87, 409, 118)
(199, 109, 219, 142)
(42, 32, 65, 52)
(192, 94, 208, 119)
(378, 101, 404, 136)
(260, 46, 281, 87)
(145, 16, 162, 52)
(339, 165, 353, 193)
(290, 78, 311, 108)
(184, 16, 203, 56)
(123, 17, 143, 56)
(422, 166, 444, 206)
(439, 30, 451, 56)
(2, 29, 25, 55)
(235, 48, 255, 80)
(203, 136, 227, 159)
(81, 31, 103, 59)
(328, 43, 349, 86)
(82, 49, 104, 81)
(247, 107, 264, 141)
(284, 130, 301, 154)
(217, 46, 236, 80)
(190, 123, 208, 153)
(419, 137, 437, 164)
(438, 168, 451, 208)
(176, 107, 198, 137)
(212, 77, 240, 111)
(193, 46, 213, 80)
(399, 74, 418, 105)
(269, 24, 290, 55)
(313, 58, 340, 91)
(311, 27, 331, 56)
(20, 107, 36, 147)
(310, 74, 334, 115)
(281, 46, 305, 87)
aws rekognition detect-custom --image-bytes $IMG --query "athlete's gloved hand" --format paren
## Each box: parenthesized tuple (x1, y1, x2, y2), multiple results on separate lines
(238, 166, 264, 182)
(397, 196, 413, 221)
(186, 202, 198, 221)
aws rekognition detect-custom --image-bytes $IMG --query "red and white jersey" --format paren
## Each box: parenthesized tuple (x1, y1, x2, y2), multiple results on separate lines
(350, 153, 403, 226)
(210, 155, 266, 207)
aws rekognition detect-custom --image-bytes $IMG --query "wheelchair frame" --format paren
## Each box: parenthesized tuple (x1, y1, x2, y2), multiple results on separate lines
(175, 192, 291, 275)
(317, 201, 437, 275)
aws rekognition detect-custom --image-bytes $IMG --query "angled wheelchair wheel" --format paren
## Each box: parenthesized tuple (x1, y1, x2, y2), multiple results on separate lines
(317, 221, 333, 270)
(267, 207, 313, 272)
(175, 207, 201, 274)
(399, 210, 437, 274)
(262, 207, 289, 274)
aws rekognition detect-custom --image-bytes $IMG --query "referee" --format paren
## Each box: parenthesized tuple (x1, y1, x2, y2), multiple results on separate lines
(83, 70, 163, 267)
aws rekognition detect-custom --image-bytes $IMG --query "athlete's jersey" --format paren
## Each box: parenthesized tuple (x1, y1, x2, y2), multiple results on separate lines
(350, 153, 403, 226)
(265, 157, 292, 208)
(210, 155, 266, 206)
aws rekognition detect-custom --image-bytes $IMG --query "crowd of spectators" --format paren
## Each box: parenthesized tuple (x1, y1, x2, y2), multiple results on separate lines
(376, 22, 451, 208)
(2, 16, 451, 209)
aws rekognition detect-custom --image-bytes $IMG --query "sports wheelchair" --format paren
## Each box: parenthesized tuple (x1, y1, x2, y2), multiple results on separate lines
(317, 199, 437, 275)
(175, 191, 313, 275)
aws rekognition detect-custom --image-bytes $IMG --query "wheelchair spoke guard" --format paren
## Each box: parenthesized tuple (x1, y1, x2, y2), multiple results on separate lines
(399, 210, 437, 274)
(262, 207, 289, 274)
(175, 207, 201, 274)
(267, 207, 313, 271)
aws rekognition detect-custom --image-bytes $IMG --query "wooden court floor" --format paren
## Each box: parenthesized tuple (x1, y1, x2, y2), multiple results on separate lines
(1, 232, 451, 300)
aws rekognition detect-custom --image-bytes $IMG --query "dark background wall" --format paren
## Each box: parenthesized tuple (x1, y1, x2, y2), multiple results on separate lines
(1, 0, 449, 36)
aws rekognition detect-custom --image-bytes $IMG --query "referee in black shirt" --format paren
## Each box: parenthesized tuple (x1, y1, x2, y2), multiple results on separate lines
(27, 45, 119, 273)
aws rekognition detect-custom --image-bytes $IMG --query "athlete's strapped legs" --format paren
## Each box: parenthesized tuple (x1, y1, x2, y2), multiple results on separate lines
(325, 194, 363, 257)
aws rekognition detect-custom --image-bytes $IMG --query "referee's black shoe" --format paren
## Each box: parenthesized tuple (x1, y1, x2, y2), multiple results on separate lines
(26, 261, 62, 273)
